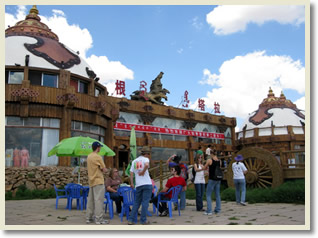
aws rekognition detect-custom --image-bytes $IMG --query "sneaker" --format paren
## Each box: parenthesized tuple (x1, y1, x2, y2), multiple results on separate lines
(141, 221, 150, 225)
(203, 212, 212, 215)
(128, 221, 134, 225)
(95, 219, 109, 225)
(174, 205, 178, 211)
(159, 210, 168, 217)
(240, 202, 247, 206)
(86, 218, 94, 224)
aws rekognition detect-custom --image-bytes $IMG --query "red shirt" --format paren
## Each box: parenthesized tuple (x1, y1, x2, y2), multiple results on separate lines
(165, 176, 186, 199)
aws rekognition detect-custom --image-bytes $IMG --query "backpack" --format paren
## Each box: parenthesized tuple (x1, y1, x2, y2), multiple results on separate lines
(191, 166, 196, 183)
(212, 161, 223, 181)
(179, 163, 188, 181)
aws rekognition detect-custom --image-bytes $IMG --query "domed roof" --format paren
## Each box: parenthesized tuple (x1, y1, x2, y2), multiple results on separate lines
(5, 5, 93, 78)
(240, 88, 305, 131)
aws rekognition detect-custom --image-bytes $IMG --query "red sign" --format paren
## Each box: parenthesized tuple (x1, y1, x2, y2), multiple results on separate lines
(115, 80, 126, 96)
(198, 98, 205, 111)
(139, 81, 147, 97)
(114, 122, 225, 139)
(182, 90, 190, 108)
(214, 102, 220, 114)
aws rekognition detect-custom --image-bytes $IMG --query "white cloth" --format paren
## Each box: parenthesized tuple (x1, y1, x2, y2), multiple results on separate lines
(194, 164, 205, 184)
(130, 155, 152, 188)
(205, 148, 211, 155)
(232, 162, 247, 179)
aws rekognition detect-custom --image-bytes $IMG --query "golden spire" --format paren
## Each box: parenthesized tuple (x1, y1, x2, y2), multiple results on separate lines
(30, 5, 39, 15)
(280, 91, 286, 100)
(268, 87, 275, 97)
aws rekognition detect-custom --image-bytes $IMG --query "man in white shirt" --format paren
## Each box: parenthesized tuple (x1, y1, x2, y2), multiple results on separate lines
(205, 145, 212, 158)
(128, 146, 152, 225)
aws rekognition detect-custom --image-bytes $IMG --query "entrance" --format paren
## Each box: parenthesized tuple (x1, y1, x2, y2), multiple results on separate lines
(118, 151, 129, 170)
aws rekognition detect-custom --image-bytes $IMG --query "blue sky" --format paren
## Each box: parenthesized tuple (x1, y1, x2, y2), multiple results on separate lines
(5, 4, 306, 130)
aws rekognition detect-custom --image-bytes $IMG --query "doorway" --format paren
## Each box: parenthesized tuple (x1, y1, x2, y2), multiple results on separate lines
(118, 151, 129, 170)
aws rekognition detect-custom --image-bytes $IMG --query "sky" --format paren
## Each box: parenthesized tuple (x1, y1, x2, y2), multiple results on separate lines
(4, 4, 306, 131)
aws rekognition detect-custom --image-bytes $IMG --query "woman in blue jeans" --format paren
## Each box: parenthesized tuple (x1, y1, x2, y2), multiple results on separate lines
(193, 153, 206, 211)
(232, 154, 248, 206)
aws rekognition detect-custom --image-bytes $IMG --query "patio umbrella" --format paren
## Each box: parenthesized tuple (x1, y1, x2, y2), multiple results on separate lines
(48, 136, 115, 184)
(48, 136, 115, 157)
(125, 126, 136, 177)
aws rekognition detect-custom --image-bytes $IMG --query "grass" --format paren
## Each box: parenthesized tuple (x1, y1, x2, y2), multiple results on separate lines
(192, 179, 305, 204)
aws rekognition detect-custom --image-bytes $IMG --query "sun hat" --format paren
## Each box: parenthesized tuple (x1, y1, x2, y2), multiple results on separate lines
(92, 141, 103, 148)
(234, 154, 244, 161)
(140, 146, 151, 153)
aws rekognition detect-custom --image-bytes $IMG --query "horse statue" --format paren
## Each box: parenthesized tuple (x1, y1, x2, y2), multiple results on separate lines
(130, 72, 170, 105)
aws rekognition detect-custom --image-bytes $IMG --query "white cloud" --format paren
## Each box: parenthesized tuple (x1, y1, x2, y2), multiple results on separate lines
(190, 16, 203, 30)
(199, 51, 305, 120)
(206, 5, 305, 35)
(177, 48, 184, 54)
(294, 96, 305, 111)
(5, 5, 27, 28)
(5, 6, 134, 91)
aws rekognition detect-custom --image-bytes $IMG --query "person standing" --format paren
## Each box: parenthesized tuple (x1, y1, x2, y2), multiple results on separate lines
(193, 153, 206, 211)
(86, 141, 108, 225)
(232, 154, 248, 206)
(205, 145, 212, 159)
(128, 146, 153, 225)
(166, 154, 188, 210)
(105, 168, 123, 214)
(203, 150, 222, 215)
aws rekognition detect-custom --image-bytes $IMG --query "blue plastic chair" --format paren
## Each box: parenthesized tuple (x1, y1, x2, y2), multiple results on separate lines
(118, 187, 137, 222)
(104, 192, 114, 219)
(53, 184, 69, 209)
(82, 186, 89, 210)
(156, 185, 182, 218)
(67, 184, 84, 211)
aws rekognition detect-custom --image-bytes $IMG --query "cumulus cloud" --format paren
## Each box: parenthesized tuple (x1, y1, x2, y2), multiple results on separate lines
(190, 16, 203, 30)
(5, 5, 134, 92)
(206, 5, 305, 35)
(199, 51, 305, 119)
(294, 96, 305, 111)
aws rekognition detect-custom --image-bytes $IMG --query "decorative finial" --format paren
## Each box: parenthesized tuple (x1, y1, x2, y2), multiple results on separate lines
(268, 87, 274, 97)
(30, 5, 39, 15)
(280, 91, 286, 100)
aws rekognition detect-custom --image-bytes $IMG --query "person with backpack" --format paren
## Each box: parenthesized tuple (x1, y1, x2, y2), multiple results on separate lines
(193, 153, 206, 211)
(202, 150, 222, 215)
(167, 154, 188, 210)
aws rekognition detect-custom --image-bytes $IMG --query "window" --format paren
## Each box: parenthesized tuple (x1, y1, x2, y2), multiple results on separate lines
(151, 147, 188, 161)
(5, 117, 60, 167)
(95, 88, 101, 97)
(79, 81, 88, 94)
(42, 74, 58, 88)
(6, 71, 24, 84)
(29, 70, 58, 88)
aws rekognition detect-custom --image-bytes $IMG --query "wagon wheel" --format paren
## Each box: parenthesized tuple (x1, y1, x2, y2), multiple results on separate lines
(227, 147, 283, 188)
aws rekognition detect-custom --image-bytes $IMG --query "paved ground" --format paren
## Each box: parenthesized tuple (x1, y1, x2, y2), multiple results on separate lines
(4, 198, 305, 229)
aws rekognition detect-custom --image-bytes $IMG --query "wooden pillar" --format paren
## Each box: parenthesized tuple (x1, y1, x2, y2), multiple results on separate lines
(104, 119, 114, 168)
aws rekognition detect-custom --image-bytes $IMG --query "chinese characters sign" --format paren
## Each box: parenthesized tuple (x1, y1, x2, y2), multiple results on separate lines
(115, 80, 126, 96)
(214, 102, 220, 114)
(182, 90, 190, 108)
(114, 122, 225, 139)
(198, 98, 205, 111)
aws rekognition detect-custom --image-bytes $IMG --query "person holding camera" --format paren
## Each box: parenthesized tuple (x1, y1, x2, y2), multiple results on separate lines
(166, 154, 188, 210)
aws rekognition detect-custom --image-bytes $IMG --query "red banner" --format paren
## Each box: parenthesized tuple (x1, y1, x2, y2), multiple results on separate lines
(114, 122, 225, 139)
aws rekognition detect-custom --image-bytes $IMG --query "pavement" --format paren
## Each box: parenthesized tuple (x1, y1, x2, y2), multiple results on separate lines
(4, 198, 305, 229)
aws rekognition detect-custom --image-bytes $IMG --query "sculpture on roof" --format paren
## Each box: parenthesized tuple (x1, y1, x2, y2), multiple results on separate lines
(130, 72, 170, 105)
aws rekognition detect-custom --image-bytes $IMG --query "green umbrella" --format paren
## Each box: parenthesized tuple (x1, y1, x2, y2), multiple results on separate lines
(48, 136, 115, 157)
(125, 126, 136, 177)
(48, 136, 115, 184)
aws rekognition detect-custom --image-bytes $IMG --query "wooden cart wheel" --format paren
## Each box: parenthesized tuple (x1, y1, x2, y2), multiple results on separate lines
(227, 147, 283, 188)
